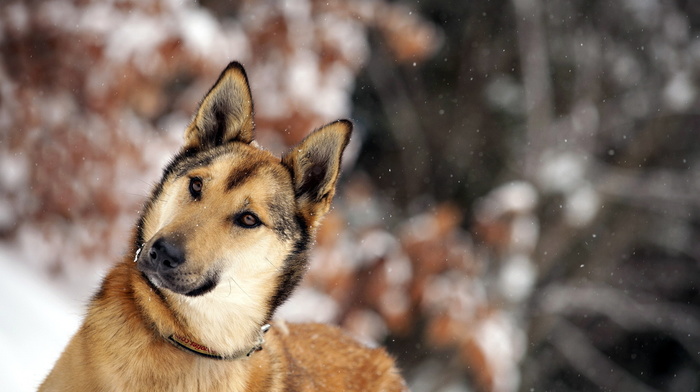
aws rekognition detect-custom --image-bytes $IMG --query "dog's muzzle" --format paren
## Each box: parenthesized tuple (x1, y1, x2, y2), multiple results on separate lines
(136, 236, 218, 296)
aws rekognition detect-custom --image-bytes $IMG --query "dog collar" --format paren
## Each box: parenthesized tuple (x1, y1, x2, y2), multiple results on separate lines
(167, 324, 271, 360)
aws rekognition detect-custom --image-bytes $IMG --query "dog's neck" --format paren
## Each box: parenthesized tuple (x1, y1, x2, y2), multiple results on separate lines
(167, 323, 270, 360)
(132, 265, 275, 360)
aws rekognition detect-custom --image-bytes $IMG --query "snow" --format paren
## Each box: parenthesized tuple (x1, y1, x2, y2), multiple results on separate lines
(498, 254, 536, 302)
(38, 1, 78, 30)
(177, 8, 222, 56)
(485, 75, 524, 113)
(510, 215, 539, 253)
(537, 152, 586, 193)
(0, 154, 28, 192)
(106, 12, 170, 64)
(276, 286, 338, 323)
(282, 0, 312, 23)
(623, 0, 661, 26)
(287, 50, 323, 108)
(472, 311, 525, 392)
(5, 2, 29, 34)
(0, 247, 87, 391)
(476, 181, 538, 222)
(319, 14, 369, 69)
(663, 71, 696, 111)
(613, 56, 642, 88)
(565, 183, 600, 227)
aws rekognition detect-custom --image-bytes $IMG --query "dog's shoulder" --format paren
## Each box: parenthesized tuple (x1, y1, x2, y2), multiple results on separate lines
(266, 321, 408, 391)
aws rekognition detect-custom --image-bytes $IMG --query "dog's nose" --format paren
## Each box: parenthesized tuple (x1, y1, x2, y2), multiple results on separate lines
(149, 237, 185, 269)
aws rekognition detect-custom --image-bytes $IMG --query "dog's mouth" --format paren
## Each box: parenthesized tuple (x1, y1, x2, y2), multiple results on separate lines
(141, 270, 219, 297)
(183, 276, 218, 297)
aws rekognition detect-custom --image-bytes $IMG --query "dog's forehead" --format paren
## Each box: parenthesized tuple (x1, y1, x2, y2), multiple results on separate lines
(216, 144, 290, 188)
(174, 143, 288, 183)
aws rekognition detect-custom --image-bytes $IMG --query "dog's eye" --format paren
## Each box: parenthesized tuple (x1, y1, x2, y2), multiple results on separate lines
(189, 177, 203, 199)
(236, 212, 261, 228)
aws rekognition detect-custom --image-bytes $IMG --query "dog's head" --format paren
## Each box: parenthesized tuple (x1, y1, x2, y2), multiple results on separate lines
(135, 62, 350, 322)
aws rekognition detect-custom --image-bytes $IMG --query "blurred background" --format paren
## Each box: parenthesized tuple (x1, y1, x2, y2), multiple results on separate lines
(1, 0, 700, 391)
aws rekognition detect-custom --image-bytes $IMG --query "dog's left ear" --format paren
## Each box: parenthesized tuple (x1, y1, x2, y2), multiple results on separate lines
(183, 62, 255, 152)
(282, 120, 352, 226)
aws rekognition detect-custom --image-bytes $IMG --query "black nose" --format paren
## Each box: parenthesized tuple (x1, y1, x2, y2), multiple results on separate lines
(149, 237, 185, 269)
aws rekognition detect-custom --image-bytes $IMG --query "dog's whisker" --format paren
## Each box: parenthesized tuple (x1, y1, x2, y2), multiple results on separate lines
(229, 277, 252, 300)
(264, 257, 281, 271)
(123, 192, 147, 197)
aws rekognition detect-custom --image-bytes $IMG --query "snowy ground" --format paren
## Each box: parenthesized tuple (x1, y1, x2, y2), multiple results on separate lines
(0, 247, 104, 391)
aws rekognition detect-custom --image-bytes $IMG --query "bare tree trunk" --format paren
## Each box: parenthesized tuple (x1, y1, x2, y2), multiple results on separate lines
(511, 0, 555, 178)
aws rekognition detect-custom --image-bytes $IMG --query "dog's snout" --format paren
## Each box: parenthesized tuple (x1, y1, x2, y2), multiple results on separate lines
(149, 237, 185, 269)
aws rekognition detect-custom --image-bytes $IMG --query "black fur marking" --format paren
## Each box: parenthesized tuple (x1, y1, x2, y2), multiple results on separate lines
(268, 193, 297, 241)
(296, 161, 328, 201)
(184, 275, 219, 297)
(266, 212, 310, 320)
(174, 155, 215, 179)
(225, 159, 262, 191)
(134, 201, 154, 252)
(210, 101, 228, 149)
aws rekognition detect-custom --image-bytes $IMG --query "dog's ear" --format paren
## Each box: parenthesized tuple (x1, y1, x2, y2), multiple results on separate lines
(282, 120, 352, 226)
(183, 62, 255, 151)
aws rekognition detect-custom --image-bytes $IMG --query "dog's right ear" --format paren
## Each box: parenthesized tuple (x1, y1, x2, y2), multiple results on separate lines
(183, 62, 255, 152)
(282, 120, 352, 228)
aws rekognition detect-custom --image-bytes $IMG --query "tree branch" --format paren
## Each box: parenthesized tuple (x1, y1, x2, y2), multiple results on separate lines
(550, 318, 662, 392)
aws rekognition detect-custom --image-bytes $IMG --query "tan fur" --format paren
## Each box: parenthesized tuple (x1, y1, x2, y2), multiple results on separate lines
(40, 62, 408, 391)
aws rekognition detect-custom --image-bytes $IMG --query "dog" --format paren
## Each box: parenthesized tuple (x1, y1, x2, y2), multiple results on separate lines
(40, 62, 407, 391)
